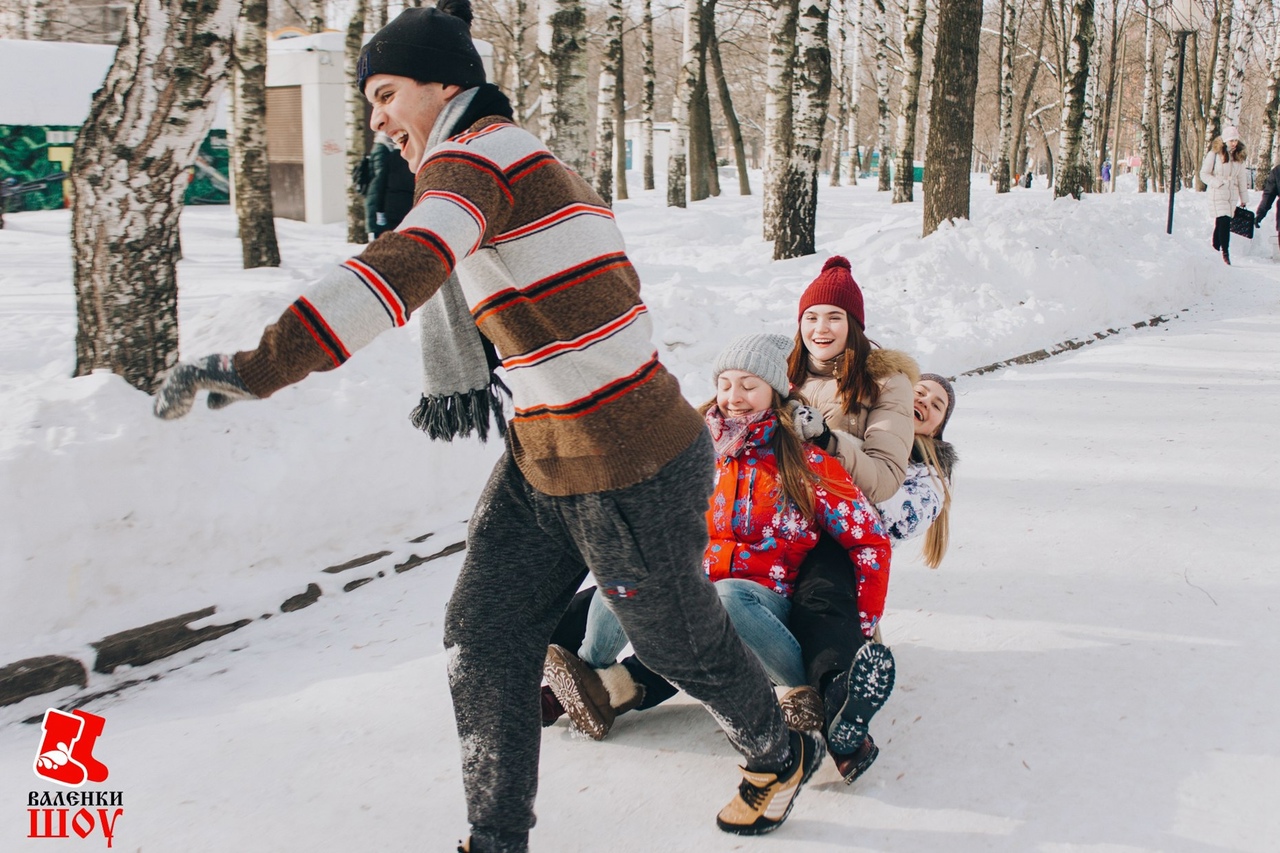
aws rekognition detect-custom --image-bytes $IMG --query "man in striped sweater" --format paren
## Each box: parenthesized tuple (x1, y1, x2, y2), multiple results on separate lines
(153, 3, 823, 850)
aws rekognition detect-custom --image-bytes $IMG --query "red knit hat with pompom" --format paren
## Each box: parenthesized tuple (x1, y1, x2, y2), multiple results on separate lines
(797, 256, 865, 329)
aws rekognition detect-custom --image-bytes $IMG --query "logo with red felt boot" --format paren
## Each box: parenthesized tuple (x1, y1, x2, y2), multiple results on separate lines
(33, 708, 108, 787)
(27, 708, 125, 847)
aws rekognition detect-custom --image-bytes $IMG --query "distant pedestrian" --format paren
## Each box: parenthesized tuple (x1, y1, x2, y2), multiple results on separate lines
(364, 131, 415, 239)
(1200, 125, 1249, 265)
(1022, 171, 1032, 189)
(1254, 161, 1280, 255)
(1101, 159, 1112, 185)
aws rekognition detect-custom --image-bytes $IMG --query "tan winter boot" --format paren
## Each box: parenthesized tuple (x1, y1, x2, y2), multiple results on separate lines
(779, 686, 825, 733)
(543, 645, 643, 740)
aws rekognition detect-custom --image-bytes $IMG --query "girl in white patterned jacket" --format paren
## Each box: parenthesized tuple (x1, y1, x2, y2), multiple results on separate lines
(875, 372, 958, 568)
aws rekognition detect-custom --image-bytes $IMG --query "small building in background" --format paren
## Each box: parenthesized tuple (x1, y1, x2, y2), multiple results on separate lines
(623, 120, 673, 176)
(264, 31, 348, 224)
(0, 31, 494, 225)
(0, 38, 228, 213)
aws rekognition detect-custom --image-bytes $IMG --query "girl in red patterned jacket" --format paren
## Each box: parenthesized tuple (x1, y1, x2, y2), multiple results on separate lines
(542, 334, 892, 742)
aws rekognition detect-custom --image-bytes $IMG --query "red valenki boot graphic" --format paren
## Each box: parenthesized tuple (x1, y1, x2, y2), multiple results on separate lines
(70, 709, 109, 783)
(33, 709, 88, 786)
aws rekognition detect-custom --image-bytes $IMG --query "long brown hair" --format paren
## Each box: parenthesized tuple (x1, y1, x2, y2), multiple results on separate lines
(702, 391, 860, 521)
(914, 434, 952, 569)
(786, 319, 882, 416)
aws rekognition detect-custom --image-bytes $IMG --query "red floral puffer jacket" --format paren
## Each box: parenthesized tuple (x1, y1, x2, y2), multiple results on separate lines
(702, 409, 893, 638)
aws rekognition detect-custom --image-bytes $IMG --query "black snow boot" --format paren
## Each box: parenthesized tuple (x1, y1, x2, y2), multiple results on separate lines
(824, 642, 895, 756)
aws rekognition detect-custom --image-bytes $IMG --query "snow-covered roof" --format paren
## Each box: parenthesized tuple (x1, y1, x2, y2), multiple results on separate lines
(0, 39, 115, 126)
(0, 38, 228, 129)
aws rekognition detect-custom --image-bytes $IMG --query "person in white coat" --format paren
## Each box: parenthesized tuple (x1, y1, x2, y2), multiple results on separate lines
(1199, 125, 1249, 265)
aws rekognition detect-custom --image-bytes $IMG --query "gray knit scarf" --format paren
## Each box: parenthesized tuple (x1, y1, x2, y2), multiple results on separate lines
(408, 85, 513, 442)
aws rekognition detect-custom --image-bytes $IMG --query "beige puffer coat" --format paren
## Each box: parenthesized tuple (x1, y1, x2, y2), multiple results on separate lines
(797, 348, 920, 504)
(1199, 140, 1249, 219)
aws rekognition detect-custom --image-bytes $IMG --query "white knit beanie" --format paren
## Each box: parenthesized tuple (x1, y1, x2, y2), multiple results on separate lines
(712, 334, 793, 398)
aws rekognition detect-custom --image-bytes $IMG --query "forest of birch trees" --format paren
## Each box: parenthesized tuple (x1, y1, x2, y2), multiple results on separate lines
(6, 0, 1280, 388)
(469, 0, 1280, 225)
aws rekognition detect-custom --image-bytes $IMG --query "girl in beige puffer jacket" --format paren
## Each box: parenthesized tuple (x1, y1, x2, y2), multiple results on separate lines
(782, 255, 918, 784)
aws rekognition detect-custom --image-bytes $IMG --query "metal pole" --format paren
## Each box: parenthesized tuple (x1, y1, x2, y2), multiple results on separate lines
(1167, 32, 1188, 235)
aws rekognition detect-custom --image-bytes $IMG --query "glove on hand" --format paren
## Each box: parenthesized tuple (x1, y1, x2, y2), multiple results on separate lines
(787, 401, 832, 449)
(153, 354, 256, 420)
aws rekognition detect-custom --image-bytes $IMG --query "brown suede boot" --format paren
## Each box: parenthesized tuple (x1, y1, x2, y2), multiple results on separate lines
(779, 686, 825, 733)
(543, 645, 644, 740)
(832, 734, 880, 785)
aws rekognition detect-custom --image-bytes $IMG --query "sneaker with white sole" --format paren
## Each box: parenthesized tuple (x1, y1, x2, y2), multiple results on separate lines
(715, 728, 825, 836)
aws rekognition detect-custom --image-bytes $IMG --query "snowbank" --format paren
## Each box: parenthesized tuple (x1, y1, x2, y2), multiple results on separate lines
(0, 177, 1258, 656)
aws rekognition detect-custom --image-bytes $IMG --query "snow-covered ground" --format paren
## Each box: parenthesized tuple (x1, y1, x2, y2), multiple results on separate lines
(2, 175, 1278, 850)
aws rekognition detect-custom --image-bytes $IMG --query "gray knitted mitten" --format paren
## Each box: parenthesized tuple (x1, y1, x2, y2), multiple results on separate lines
(153, 354, 256, 420)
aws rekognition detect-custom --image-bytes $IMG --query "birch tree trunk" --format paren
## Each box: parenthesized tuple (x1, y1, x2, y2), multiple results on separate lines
(1054, 0, 1095, 199)
(371, 0, 388, 29)
(1079, 4, 1100, 194)
(1207, 0, 1233, 140)
(762, 0, 797, 237)
(594, 0, 623, 203)
(892, 0, 926, 202)
(308, 0, 324, 32)
(995, 0, 1020, 193)
(231, 0, 280, 267)
(922, 0, 983, 235)
(538, 0, 590, 174)
(709, 20, 751, 194)
(72, 0, 237, 393)
(1158, 35, 1179, 192)
(775, 0, 831, 258)
(346, 0, 368, 243)
(871, 0, 892, 191)
(829, 3, 847, 187)
(688, 0, 714, 202)
(642, 0, 656, 190)
(668, 0, 701, 207)
(847, 0, 863, 185)
(1137, 3, 1155, 192)
(510, 0, 529, 122)
(614, 26, 629, 201)
(1094, 0, 1119, 178)
(1258, 17, 1280, 187)
(1224, 0, 1262, 129)
(1011, 0, 1046, 177)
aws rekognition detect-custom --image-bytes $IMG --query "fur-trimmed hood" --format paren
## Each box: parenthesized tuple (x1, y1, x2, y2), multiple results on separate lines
(915, 437, 958, 479)
(867, 348, 921, 385)
(1211, 137, 1248, 162)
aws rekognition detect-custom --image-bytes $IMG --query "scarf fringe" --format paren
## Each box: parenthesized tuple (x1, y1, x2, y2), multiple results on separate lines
(409, 381, 509, 443)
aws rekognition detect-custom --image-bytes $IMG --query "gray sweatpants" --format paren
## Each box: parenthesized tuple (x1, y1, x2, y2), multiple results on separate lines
(442, 430, 789, 849)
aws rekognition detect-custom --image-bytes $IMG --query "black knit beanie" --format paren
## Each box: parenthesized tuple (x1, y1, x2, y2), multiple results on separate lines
(357, 0, 486, 95)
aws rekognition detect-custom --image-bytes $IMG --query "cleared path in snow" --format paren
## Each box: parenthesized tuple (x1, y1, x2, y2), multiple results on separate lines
(1, 267, 1278, 852)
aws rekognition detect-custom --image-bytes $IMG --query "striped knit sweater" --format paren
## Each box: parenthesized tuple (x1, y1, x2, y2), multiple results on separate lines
(233, 115, 704, 496)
